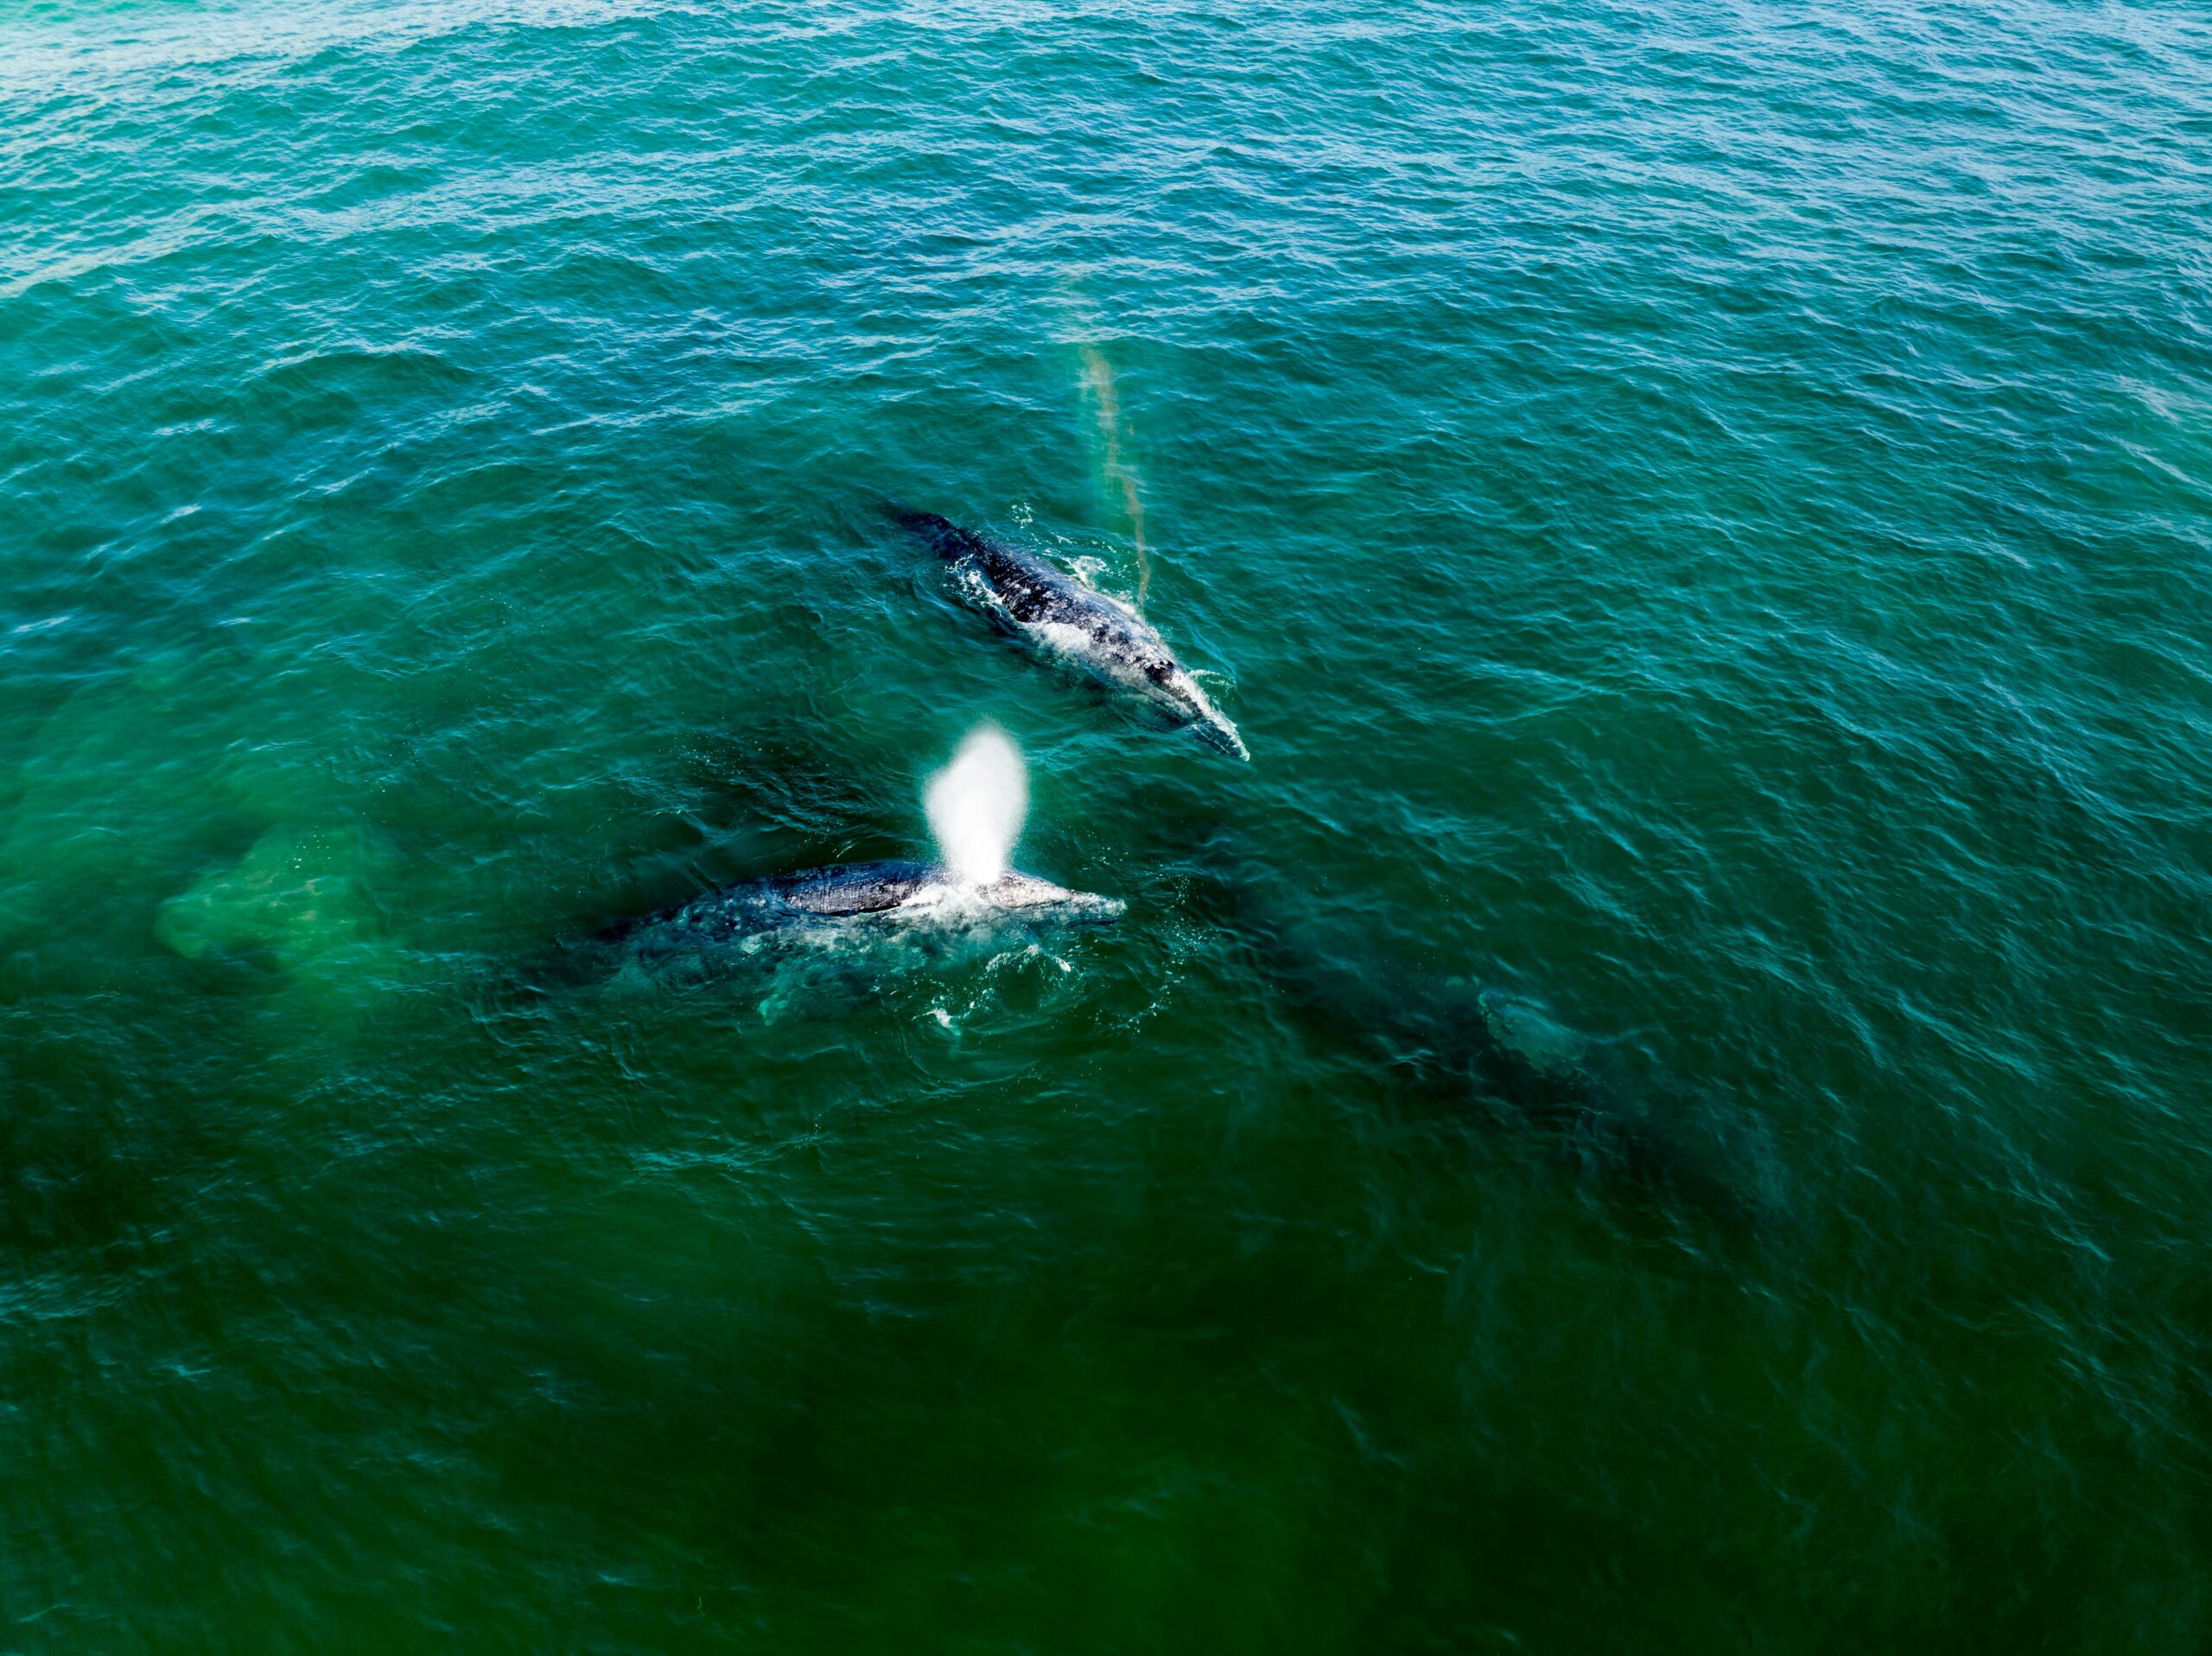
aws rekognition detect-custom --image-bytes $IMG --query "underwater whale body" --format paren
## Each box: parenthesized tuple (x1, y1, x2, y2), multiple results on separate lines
(888, 505, 1249, 760)
(1198, 873, 1775, 1228)
(609, 858, 1124, 960)
(1375, 983, 1771, 1224)
(1350, 970, 1764, 1221)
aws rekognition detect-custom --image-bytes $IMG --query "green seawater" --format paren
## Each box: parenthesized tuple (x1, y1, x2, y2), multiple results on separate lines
(4, 1, 2210, 1646)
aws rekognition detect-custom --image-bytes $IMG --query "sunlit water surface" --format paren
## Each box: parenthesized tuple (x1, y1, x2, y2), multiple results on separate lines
(4, 0, 2210, 1647)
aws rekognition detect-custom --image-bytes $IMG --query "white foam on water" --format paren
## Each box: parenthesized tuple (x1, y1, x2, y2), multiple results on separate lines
(925, 723, 1029, 890)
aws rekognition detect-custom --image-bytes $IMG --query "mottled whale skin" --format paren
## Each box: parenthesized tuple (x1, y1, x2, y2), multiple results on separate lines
(890, 506, 1249, 759)
(612, 859, 1125, 959)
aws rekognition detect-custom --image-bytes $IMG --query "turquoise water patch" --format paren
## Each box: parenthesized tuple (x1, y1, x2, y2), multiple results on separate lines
(156, 823, 388, 968)
(3, 0, 2210, 1648)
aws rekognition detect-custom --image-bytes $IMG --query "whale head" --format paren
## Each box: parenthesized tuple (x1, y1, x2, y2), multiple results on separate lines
(1189, 705, 1249, 761)
(1142, 661, 1249, 761)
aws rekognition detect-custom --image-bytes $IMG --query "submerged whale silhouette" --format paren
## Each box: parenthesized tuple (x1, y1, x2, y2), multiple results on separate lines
(889, 505, 1249, 759)
(1192, 868, 1776, 1228)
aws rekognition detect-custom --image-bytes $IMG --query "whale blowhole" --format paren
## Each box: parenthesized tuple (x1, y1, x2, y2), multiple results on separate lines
(925, 723, 1029, 891)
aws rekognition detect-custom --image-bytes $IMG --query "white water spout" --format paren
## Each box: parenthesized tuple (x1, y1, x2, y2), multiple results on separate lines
(925, 723, 1029, 890)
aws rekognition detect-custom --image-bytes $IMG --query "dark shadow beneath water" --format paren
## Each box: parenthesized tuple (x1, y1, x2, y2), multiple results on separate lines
(1198, 861, 1791, 1248)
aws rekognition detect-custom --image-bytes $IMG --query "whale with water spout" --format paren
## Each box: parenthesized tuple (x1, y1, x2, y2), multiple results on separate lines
(610, 859, 1122, 961)
(889, 504, 1249, 760)
(602, 724, 1123, 969)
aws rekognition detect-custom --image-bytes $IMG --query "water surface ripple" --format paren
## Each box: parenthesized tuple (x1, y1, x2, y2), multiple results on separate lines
(3, 0, 2210, 1647)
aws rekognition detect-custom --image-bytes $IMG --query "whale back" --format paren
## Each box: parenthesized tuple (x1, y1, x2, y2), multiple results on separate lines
(773, 860, 936, 916)
(888, 504, 1065, 606)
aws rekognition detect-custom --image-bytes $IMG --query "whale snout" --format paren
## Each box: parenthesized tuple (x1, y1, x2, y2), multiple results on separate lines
(1155, 668, 1248, 760)
(1192, 711, 1249, 761)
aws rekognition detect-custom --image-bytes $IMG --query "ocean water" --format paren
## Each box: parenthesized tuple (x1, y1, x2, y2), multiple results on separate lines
(4, 0, 2210, 1646)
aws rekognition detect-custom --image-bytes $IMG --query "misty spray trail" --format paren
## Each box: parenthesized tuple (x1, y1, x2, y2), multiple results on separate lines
(1079, 340, 1149, 606)
(925, 724, 1029, 889)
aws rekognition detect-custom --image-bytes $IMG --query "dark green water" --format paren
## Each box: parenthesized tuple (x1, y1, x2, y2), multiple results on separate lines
(6, 1, 2212, 1646)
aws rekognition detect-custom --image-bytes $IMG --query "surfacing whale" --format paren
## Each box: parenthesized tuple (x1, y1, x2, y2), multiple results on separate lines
(609, 859, 1124, 962)
(888, 505, 1249, 759)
